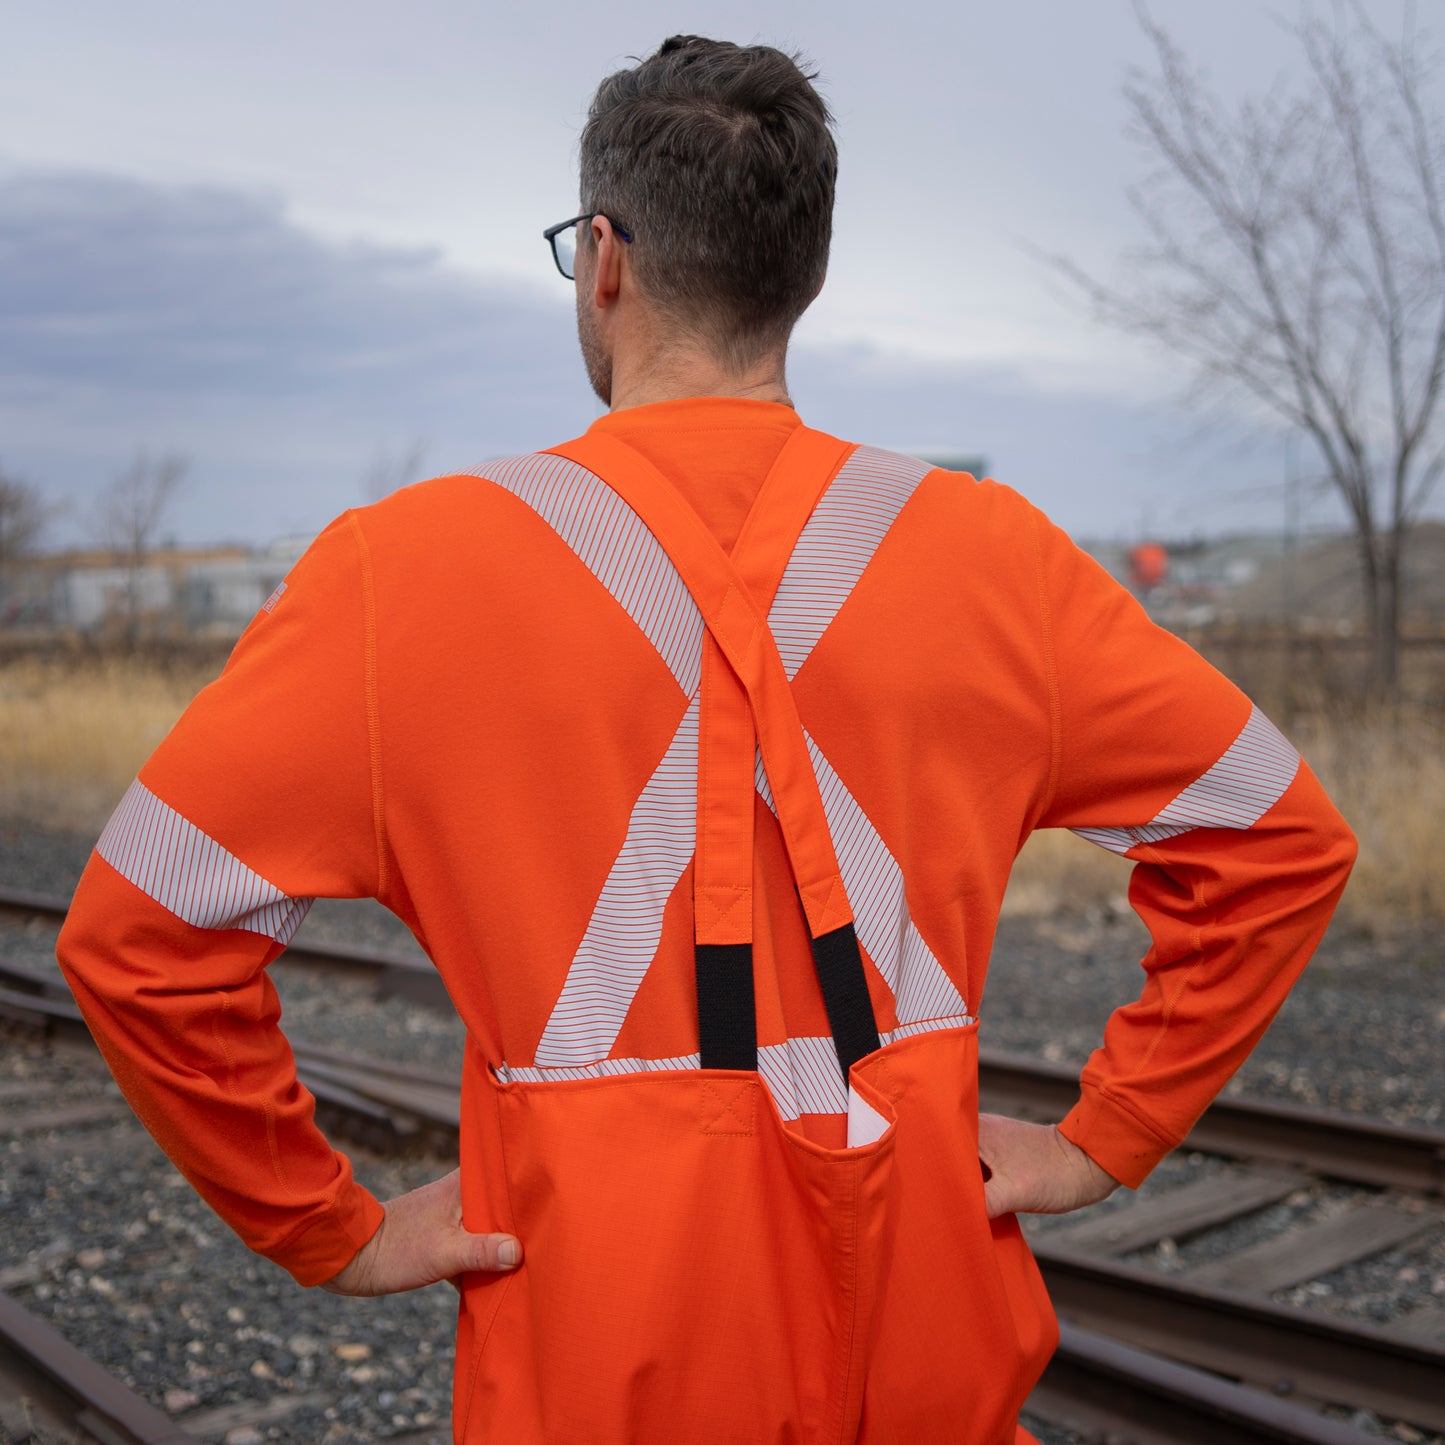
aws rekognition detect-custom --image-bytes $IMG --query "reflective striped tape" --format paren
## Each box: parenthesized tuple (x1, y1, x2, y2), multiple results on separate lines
(477, 452, 703, 696)
(476, 445, 967, 1110)
(534, 700, 699, 1068)
(770, 446, 932, 679)
(1073, 706, 1301, 856)
(498, 1013, 975, 1122)
(97, 780, 313, 945)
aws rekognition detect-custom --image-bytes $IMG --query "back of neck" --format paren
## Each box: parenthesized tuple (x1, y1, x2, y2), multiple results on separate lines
(608, 341, 792, 412)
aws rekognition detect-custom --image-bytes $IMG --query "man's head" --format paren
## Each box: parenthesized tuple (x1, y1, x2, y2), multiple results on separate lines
(576, 35, 836, 386)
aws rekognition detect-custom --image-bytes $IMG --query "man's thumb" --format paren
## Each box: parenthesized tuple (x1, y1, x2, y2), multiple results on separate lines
(464, 1232, 523, 1272)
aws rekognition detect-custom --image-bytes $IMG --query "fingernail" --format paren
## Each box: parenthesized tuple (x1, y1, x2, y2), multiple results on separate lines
(498, 1239, 521, 1268)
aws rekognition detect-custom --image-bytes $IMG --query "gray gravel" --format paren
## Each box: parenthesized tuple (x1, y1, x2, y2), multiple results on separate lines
(984, 909, 1444, 1129)
(3, 817, 1443, 1444)
(1, 1040, 455, 1444)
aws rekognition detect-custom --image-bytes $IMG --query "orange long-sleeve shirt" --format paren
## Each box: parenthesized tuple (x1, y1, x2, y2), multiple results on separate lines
(59, 396, 1355, 1290)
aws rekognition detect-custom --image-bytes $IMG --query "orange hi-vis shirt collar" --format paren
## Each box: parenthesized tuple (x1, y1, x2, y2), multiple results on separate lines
(590, 396, 803, 551)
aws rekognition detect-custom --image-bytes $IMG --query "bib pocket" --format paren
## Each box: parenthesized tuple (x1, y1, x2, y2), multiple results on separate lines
(456, 1022, 1056, 1445)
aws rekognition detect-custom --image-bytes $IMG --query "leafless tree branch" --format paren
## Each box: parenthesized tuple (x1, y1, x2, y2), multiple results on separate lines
(1052, 1, 1445, 690)
(0, 466, 52, 571)
(98, 450, 187, 639)
(362, 439, 429, 505)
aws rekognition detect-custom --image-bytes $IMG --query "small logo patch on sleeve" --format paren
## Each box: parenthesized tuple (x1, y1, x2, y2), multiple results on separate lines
(260, 581, 287, 614)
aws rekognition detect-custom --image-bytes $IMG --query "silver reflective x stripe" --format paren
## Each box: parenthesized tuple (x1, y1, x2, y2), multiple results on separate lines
(478, 445, 972, 1107)
(478, 453, 704, 1067)
(755, 445, 970, 1028)
(500, 1019, 970, 1120)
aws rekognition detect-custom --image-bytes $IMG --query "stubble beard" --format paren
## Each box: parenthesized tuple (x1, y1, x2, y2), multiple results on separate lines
(576, 286, 612, 407)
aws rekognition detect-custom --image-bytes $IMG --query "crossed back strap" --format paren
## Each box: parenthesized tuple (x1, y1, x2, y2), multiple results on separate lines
(550, 428, 883, 1083)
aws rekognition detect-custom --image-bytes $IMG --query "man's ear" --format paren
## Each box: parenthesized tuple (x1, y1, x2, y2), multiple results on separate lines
(590, 215, 626, 310)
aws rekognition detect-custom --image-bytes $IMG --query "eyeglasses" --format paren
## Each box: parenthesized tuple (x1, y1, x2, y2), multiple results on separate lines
(544, 213, 633, 280)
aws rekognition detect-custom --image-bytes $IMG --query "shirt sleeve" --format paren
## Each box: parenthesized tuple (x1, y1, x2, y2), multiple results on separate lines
(1025, 507, 1358, 1188)
(56, 512, 388, 1284)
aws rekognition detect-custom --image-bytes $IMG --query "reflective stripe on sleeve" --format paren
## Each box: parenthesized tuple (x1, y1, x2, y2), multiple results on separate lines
(1072, 705, 1302, 857)
(97, 779, 314, 944)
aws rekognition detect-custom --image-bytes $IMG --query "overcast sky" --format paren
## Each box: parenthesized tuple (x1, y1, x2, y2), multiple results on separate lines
(3, 1, 1439, 547)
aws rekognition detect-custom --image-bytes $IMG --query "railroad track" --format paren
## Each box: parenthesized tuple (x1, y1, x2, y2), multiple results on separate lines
(0, 1288, 198, 1443)
(4, 887, 1444, 1442)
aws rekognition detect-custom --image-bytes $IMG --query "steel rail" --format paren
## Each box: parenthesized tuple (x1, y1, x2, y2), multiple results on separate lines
(0, 885, 69, 923)
(977, 1050, 1445, 1197)
(1034, 1244, 1445, 1435)
(0, 959, 459, 1157)
(5, 929, 1443, 1196)
(1032, 1322, 1384, 1445)
(0, 1289, 198, 1444)
(6, 875, 1437, 1194)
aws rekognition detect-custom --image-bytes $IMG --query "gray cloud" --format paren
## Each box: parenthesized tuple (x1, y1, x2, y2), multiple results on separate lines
(790, 346, 1301, 542)
(0, 170, 596, 542)
(0, 171, 571, 394)
(1, 167, 1308, 549)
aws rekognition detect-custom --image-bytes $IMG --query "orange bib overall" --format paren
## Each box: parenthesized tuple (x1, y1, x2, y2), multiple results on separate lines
(454, 429, 1054, 1444)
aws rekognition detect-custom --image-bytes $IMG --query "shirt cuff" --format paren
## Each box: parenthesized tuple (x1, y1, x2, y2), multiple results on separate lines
(269, 1181, 387, 1286)
(1056, 1084, 1181, 1190)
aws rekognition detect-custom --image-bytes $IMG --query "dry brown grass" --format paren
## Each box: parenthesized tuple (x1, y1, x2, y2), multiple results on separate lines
(1004, 704, 1445, 926)
(1290, 705, 1445, 925)
(1000, 830, 1133, 921)
(2, 654, 1439, 924)
(0, 654, 220, 832)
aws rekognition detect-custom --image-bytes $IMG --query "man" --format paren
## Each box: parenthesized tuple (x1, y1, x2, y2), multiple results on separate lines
(58, 35, 1355, 1444)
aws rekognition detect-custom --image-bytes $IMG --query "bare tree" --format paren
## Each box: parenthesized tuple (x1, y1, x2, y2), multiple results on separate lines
(1052, 3, 1445, 692)
(361, 438, 429, 504)
(99, 450, 187, 636)
(0, 466, 59, 628)
(0, 465, 51, 570)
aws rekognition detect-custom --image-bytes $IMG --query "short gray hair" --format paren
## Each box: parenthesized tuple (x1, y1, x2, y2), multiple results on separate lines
(580, 35, 836, 369)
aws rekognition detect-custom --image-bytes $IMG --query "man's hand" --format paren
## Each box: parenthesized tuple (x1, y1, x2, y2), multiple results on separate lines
(978, 1113, 1120, 1220)
(321, 1168, 522, 1297)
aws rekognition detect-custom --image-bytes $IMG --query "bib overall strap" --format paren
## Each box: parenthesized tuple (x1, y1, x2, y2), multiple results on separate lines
(549, 429, 883, 1082)
(691, 425, 855, 1072)
(692, 631, 758, 1069)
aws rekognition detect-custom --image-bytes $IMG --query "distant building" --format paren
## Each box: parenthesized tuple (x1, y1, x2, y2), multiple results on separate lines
(0, 537, 315, 638)
(1079, 530, 1339, 629)
(917, 454, 989, 479)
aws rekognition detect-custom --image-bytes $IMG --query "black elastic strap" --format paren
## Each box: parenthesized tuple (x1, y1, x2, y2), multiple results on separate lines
(811, 923, 882, 1078)
(696, 943, 757, 1071)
